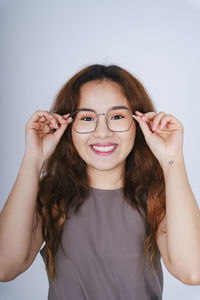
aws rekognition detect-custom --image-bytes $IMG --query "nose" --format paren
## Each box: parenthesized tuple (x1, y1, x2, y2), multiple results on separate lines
(92, 114, 113, 138)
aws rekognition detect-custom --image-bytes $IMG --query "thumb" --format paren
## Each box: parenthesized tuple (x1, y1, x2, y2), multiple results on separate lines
(53, 119, 72, 141)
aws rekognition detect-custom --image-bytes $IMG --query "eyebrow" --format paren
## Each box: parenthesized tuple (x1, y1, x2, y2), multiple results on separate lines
(77, 105, 130, 112)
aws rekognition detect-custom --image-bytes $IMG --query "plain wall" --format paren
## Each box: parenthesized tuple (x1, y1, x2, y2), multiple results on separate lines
(0, 0, 200, 299)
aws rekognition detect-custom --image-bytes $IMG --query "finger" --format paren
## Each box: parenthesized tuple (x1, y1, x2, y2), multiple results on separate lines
(150, 112, 166, 131)
(62, 113, 71, 118)
(52, 118, 72, 140)
(31, 111, 65, 126)
(49, 114, 72, 132)
(136, 111, 156, 119)
(48, 113, 72, 130)
(29, 111, 71, 131)
(159, 115, 171, 129)
(31, 120, 53, 134)
(37, 116, 51, 124)
(51, 113, 70, 125)
(133, 114, 153, 139)
(45, 112, 69, 129)
(135, 111, 156, 127)
(41, 114, 59, 129)
(30, 110, 54, 123)
(35, 116, 57, 130)
(135, 111, 143, 116)
(159, 114, 180, 129)
(37, 116, 46, 122)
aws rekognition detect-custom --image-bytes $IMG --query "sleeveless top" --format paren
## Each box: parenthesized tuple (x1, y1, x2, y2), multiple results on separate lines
(40, 187, 163, 300)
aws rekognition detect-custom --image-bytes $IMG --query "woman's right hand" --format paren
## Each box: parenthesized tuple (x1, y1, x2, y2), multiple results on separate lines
(24, 110, 72, 167)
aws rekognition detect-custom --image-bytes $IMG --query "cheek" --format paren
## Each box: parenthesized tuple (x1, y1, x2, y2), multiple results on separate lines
(124, 126, 136, 148)
(71, 131, 87, 156)
(122, 137, 136, 160)
(71, 131, 80, 153)
(124, 137, 135, 154)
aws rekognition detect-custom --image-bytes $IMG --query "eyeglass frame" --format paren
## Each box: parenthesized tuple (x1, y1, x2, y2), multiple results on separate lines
(69, 106, 136, 134)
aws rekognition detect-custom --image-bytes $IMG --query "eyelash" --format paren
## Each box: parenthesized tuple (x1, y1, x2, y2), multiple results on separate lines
(80, 115, 124, 121)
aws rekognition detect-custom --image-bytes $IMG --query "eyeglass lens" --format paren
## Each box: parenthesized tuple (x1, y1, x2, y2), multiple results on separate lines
(72, 108, 133, 133)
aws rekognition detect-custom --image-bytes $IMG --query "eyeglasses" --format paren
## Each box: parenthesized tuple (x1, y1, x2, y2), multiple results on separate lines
(70, 107, 135, 134)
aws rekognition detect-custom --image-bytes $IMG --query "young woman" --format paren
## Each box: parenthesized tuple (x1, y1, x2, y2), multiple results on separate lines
(0, 64, 200, 299)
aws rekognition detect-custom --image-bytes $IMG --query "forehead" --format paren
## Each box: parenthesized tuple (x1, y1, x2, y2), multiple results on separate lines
(78, 80, 130, 111)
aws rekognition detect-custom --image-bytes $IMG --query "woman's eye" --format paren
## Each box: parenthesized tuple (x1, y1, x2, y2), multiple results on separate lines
(81, 117, 93, 121)
(112, 115, 124, 120)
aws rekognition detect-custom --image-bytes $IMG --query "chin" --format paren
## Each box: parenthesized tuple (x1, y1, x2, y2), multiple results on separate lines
(87, 160, 124, 172)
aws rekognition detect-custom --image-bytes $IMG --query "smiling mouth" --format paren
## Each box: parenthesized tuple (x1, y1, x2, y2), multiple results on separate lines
(89, 144, 118, 155)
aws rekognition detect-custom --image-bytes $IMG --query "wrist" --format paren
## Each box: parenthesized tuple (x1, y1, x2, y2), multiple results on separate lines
(23, 152, 44, 172)
(158, 153, 185, 171)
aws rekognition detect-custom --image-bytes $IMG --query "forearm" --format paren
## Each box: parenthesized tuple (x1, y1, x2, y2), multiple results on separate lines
(160, 155, 200, 274)
(0, 154, 42, 271)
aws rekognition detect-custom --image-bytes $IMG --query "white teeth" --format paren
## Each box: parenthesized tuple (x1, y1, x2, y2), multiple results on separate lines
(91, 145, 116, 152)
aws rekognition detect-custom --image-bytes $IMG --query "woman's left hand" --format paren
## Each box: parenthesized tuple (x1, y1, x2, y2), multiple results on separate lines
(133, 111, 184, 163)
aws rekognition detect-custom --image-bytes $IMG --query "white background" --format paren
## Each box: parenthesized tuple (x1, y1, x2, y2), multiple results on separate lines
(0, 0, 200, 299)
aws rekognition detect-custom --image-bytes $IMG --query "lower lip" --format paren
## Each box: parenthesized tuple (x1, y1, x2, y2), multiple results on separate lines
(89, 145, 118, 156)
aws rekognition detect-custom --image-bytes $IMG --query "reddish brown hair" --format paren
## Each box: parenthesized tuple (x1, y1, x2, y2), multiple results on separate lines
(36, 64, 166, 281)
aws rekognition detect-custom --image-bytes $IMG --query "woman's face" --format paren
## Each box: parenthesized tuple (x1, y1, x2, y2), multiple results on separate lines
(71, 80, 136, 174)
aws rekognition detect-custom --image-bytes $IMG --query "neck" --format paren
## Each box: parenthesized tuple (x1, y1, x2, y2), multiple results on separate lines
(87, 165, 125, 190)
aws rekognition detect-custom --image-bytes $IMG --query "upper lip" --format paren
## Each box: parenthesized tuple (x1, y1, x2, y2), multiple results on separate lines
(90, 143, 118, 147)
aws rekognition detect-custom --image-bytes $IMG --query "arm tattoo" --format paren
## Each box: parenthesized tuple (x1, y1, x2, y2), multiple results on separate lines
(169, 160, 174, 165)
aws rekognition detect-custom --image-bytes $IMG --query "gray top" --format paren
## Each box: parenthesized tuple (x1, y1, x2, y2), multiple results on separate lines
(40, 187, 163, 300)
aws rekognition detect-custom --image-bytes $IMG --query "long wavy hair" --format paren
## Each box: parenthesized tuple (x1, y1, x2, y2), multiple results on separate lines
(36, 64, 166, 282)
